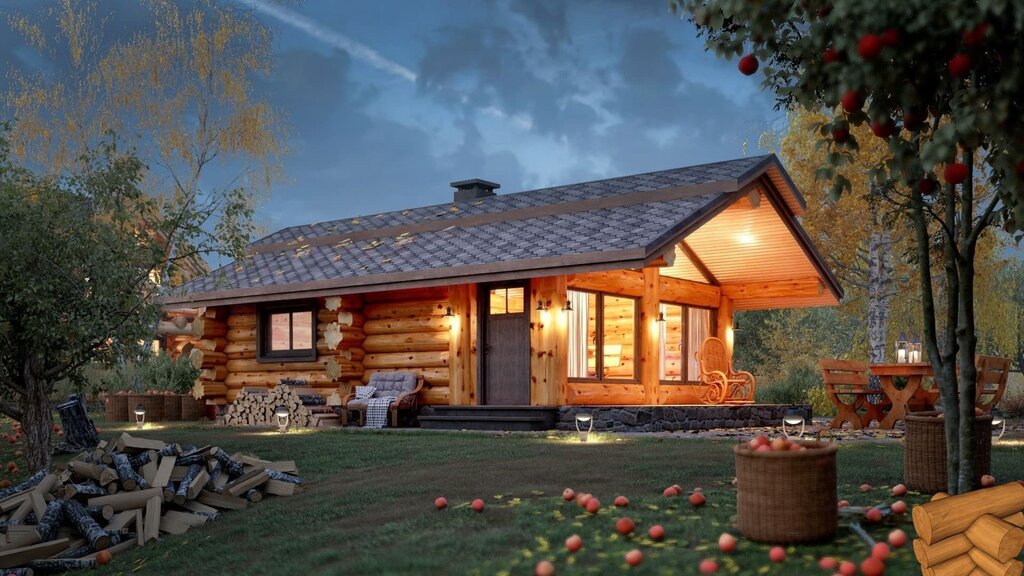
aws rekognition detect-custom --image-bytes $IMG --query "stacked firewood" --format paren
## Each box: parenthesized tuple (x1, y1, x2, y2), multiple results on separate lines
(912, 482, 1024, 575)
(222, 384, 340, 428)
(0, 433, 303, 573)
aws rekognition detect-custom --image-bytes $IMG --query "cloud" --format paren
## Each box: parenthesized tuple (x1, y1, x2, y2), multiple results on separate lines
(235, 0, 417, 83)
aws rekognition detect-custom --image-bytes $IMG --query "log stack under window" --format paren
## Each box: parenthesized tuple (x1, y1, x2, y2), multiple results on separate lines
(222, 384, 340, 428)
(0, 433, 304, 572)
(912, 483, 1024, 575)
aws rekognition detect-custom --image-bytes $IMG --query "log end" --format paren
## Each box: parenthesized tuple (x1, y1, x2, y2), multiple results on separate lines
(913, 504, 934, 545)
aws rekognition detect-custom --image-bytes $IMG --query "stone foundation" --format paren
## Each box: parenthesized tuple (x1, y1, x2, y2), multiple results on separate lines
(556, 404, 812, 433)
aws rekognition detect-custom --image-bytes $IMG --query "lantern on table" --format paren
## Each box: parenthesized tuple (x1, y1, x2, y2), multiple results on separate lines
(908, 336, 923, 363)
(895, 333, 908, 363)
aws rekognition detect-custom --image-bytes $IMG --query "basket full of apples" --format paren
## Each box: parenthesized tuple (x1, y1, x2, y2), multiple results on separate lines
(734, 434, 838, 544)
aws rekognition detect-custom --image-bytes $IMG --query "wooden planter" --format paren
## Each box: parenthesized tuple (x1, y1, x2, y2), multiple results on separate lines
(163, 394, 182, 421)
(104, 394, 129, 422)
(735, 441, 839, 543)
(904, 411, 992, 493)
(138, 394, 165, 423)
(181, 395, 205, 421)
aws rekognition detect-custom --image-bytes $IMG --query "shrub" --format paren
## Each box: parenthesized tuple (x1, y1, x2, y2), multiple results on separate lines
(105, 352, 198, 394)
(999, 387, 1024, 418)
(805, 385, 837, 418)
(756, 359, 824, 408)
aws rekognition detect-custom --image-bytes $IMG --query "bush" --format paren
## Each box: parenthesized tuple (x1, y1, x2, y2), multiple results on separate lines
(999, 387, 1024, 418)
(756, 359, 825, 408)
(105, 352, 198, 394)
(806, 385, 837, 418)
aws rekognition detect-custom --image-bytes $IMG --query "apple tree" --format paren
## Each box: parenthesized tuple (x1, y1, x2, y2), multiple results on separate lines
(672, 0, 1024, 493)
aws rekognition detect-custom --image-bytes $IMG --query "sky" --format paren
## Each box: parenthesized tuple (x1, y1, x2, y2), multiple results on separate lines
(0, 0, 777, 235)
(222, 0, 782, 233)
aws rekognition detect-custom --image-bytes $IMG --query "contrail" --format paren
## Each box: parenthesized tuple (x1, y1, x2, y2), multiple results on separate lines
(235, 0, 418, 83)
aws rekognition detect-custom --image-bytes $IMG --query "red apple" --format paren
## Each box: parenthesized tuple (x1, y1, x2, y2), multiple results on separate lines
(981, 474, 996, 487)
(833, 128, 850, 143)
(839, 560, 857, 576)
(871, 120, 896, 139)
(755, 444, 772, 453)
(5, 462, 14, 471)
(837, 500, 850, 508)
(963, 23, 989, 47)
(918, 177, 938, 196)
(858, 34, 883, 59)
(699, 559, 719, 573)
(615, 517, 636, 535)
(614, 495, 629, 507)
(718, 532, 737, 553)
(434, 497, 448, 510)
(860, 556, 885, 576)
(860, 483, 873, 492)
(880, 28, 899, 46)
(689, 492, 706, 507)
(585, 498, 601, 514)
(840, 90, 863, 113)
(625, 549, 643, 567)
(768, 546, 786, 563)
(771, 437, 789, 451)
(888, 529, 908, 548)
(788, 442, 804, 451)
(891, 500, 908, 514)
(872, 542, 890, 560)
(648, 524, 665, 541)
(535, 560, 555, 576)
(738, 54, 759, 76)
(823, 47, 840, 64)
(948, 54, 971, 78)
(562, 488, 575, 502)
(576, 493, 591, 507)
(891, 484, 907, 497)
(819, 557, 838, 570)
(471, 499, 485, 512)
(944, 162, 969, 184)
(671, 484, 683, 495)
(565, 534, 582, 553)
(663, 487, 677, 497)
(865, 507, 883, 523)
(752, 434, 769, 447)
(52, 424, 60, 432)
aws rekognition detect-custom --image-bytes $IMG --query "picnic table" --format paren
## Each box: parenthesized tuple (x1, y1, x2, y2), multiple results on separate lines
(870, 362, 937, 429)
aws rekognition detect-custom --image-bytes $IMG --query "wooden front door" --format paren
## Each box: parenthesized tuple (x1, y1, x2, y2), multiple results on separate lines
(482, 283, 531, 405)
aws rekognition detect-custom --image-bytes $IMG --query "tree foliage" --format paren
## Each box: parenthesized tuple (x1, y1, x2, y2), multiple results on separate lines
(674, 0, 1024, 493)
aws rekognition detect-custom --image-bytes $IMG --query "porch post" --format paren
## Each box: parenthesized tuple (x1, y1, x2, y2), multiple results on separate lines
(449, 284, 478, 406)
(529, 276, 567, 405)
(716, 295, 734, 367)
(641, 267, 661, 405)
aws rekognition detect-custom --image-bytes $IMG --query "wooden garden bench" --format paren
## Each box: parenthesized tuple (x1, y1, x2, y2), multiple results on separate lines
(819, 359, 890, 429)
(974, 355, 1010, 413)
(341, 372, 424, 428)
(695, 337, 755, 405)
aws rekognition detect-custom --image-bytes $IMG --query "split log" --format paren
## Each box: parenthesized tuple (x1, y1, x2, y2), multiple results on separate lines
(181, 500, 220, 521)
(967, 547, 1023, 576)
(913, 482, 1024, 544)
(111, 454, 146, 491)
(67, 462, 118, 487)
(224, 469, 269, 497)
(197, 491, 248, 510)
(87, 488, 162, 511)
(153, 456, 176, 488)
(205, 461, 222, 492)
(163, 510, 208, 528)
(143, 496, 160, 542)
(236, 455, 297, 473)
(212, 449, 245, 478)
(965, 514, 1024, 563)
(261, 479, 296, 496)
(0, 538, 70, 569)
(118, 433, 166, 452)
(264, 469, 302, 485)
(174, 464, 203, 505)
(64, 499, 111, 551)
(186, 469, 210, 501)
(34, 501, 64, 542)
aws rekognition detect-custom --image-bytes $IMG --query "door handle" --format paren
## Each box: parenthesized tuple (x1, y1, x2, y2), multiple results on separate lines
(484, 345, 492, 355)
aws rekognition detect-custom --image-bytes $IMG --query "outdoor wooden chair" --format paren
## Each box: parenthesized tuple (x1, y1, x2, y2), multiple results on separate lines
(974, 355, 1011, 413)
(695, 337, 755, 405)
(341, 372, 424, 427)
(819, 359, 890, 429)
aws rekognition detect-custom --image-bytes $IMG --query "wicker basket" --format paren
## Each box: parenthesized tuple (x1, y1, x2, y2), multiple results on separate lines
(104, 394, 129, 422)
(181, 395, 205, 421)
(138, 394, 165, 422)
(904, 411, 992, 493)
(163, 394, 182, 421)
(735, 441, 839, 543)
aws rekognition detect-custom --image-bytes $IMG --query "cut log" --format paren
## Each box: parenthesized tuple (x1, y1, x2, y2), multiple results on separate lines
(197, 491, 248, 511)
(965, 514, 1024, 563)
(175, 465, 203, 505)
(923, 554, 978, 576)
(968, 547, 1023, 576)
(212, 449, 245, 478)
(189, 349, 227, 369)
(0, 472, 47, 502)
(34, 501, 64, 542)
(1005, 512, 1024, 528)
(127, 450, 152, 469)
(261, 479, 296, 497)
(244, 489, 263, 503)
(143, 496, 160, 542)
(181, 500, 220, 521)
(112, 454, 146, 491)
(119, 434, 166, 452)
(153, 456, 176, 488)
(56, 395, 99, 450)
(224, 469, 269, 497)
(191, 317, 227, 338)
(28, 558, 97, 571)
(67, 462, 118, 487)
(84, 504, 115, 523)
(62, 483, 108, 500)
(0, 538, 70, 569)
(157, 320, 193, 336)
(87, 488, 162, 511)
(194, 338, 228, 352)
(913, 482, 1024, 544)
(64, 499, 111, 551)
(162, 510, 208, 527)
(264, 469, 303, 485)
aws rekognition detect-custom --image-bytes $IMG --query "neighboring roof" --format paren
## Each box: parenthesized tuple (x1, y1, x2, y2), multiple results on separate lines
(163, 154, 840, 307)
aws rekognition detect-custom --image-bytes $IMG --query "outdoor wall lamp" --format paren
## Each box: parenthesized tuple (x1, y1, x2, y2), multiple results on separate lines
(443, 306, 455, 318)
(575, 413, 593, 442)
(782, 408, 805, 439)
(536, 300, 550, 312)
(992, 409, 1006, 442)
(656, 312, 666, 323)
(563, 300, 573, 312)
(275, 405, 290, 433)
(134, 403, 146, 430)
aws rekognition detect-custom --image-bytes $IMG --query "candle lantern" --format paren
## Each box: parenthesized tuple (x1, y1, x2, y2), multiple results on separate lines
(908, 336, 923, 364)
(895, 333, 908, 363)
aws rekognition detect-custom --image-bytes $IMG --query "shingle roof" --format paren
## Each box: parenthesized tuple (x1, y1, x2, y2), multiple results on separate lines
(164, 154, 787, 305)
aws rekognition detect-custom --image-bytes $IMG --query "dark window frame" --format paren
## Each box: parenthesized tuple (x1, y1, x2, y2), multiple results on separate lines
(658, 302, 717, 384)
(567, 289, 640, 383)
(257, 302, 318, 362)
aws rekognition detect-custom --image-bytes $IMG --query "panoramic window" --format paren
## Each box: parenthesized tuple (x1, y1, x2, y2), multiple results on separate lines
(258, 305, 316, 362)
(567, 289, 638, 381)
(658, 304, 715, 382)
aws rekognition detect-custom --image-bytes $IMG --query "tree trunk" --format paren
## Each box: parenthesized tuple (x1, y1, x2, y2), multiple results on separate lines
(956, 150, 979, 494)
(21, 368, 54, 472)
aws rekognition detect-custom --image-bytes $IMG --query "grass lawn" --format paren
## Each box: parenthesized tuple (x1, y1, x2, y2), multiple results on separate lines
(3, 418, 1024, 575)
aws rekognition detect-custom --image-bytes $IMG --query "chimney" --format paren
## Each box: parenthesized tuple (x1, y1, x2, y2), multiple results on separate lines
(450, 179, 500, 202)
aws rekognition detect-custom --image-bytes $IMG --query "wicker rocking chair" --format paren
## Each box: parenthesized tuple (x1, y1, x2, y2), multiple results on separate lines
(695, 337, 756, 405)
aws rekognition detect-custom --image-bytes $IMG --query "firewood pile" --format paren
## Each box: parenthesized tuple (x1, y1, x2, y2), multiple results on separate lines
(0, 433, 304, 573)
(912, 482, 1024, 575)
(222, 382, 340, 428)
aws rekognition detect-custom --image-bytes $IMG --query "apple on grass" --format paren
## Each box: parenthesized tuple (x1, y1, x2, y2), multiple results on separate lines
(625, 549, 643, 567)
(768, 546, 785, 563)
(718, 533, 736, 553)
(698, 559, 719, 573)
(535, 560, 555, 576)
(648, 525, 665, 541)
(565, 534, 582, 553)
(888, 529, 907, 548)
(615, 517, 635, 536)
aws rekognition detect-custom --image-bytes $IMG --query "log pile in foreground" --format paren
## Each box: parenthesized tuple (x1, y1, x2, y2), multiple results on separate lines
(912, 483, 1024, 576)
(0, 433, 304, 573)
(222, 383, 340, 428)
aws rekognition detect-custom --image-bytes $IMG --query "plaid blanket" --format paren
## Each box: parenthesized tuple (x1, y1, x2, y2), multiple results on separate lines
(365, 396, 396, 428)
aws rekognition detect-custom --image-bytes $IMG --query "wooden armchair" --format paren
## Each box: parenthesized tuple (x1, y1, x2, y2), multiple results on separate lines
(695, 337, 755, 405)
(819, 359, 890, 429)
(341, 372, 424, 427)
(975, 355, 1011, 413)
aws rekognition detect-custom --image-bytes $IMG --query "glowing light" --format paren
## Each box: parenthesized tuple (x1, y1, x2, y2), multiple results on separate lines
(736, 232, 757, 245)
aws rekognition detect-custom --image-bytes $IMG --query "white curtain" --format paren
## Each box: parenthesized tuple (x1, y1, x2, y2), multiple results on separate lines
(658, 303, 668, 380)
(687, 308, 711, 381)
(567, 290, 589, 378)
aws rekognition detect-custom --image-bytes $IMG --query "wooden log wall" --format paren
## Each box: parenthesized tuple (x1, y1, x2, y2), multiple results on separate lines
(361, 287, 452, 405)
(188, 308, 228, 400)
(530, 277, 567, 405)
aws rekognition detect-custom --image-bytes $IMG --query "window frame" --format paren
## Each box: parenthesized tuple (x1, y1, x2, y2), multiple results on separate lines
(256, 302, 318, 363)
(566, 289, 640, 383)
(659, 302, 717, 384)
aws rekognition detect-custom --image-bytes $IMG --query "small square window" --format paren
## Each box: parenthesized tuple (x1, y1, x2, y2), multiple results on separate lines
(258, 304, 317, 362)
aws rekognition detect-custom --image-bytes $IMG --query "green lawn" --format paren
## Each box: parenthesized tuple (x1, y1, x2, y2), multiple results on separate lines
(3, 419, 1023, 575)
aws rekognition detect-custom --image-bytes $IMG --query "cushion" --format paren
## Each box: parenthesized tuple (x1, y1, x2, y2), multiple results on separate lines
(346, 398, 394, 411)
(354, 386, 376, 400)
(368, 372, 417, 396)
